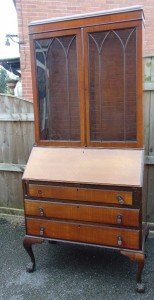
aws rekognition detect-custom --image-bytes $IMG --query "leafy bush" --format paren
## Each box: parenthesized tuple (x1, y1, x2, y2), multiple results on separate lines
(0, 68, 9, 93)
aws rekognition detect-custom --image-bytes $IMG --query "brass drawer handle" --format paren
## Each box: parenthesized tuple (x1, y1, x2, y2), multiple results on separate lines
(117, 195, 125, 205)
(116, 214, 123, 224)
(40, 227, 45, 236)
(117, 236, 123, 247)
(39, 207, 44, 216)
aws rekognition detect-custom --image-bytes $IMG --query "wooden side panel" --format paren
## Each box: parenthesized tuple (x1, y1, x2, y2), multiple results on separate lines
(25, 199, 139, 227)
(28, 184, 133, 205)
(26, 218, 140, 250)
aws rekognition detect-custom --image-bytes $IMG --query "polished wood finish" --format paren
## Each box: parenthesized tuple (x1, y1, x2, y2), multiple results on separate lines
(23, 147, 144, 187)
(25, 200, 139, 227)
(120, 251, 145, 293)
(28, 185, 133, 205)
(29, 7, 144, 148)
(26, 218, 140, 250)
(120, 225, 149, 293)
(23, 7, 147, 293)
(23, 236, 44, 272)
(29, 8, 144, 34)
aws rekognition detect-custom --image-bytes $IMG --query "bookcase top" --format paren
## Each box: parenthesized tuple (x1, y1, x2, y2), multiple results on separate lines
(30, 6, 143, 26)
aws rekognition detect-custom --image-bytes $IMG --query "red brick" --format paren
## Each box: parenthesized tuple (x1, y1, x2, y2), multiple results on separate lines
(16, 0, 154, 100)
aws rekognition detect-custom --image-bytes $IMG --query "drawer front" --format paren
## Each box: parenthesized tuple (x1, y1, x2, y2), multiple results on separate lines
(28, 184, 132, 205)
(26, 218, 140, 250)
(25, 200, 139, 227)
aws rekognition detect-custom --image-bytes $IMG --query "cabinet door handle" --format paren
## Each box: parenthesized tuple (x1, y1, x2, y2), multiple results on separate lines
(39, 207, 44, 216)
(117, 236, 123, 247)
(116, 214, 123, 224)
(117, 195, 125, 205)
(40, 227, 45, 236)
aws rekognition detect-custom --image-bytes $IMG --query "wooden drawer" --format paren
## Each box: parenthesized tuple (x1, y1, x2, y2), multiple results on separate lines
(25, 200, 139, 227)
(26, 218, 140, 250)
(27, 184, 133, 205)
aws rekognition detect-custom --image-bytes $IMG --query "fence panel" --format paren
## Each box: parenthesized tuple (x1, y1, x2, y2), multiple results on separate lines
(144, 56, 154, 229)
(0, 94, 34, 208)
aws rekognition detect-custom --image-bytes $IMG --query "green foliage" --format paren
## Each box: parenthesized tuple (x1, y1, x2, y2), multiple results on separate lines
(0, 68, 9, 93)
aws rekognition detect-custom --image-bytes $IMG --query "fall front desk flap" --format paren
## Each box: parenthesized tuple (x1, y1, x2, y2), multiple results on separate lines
(22, 147, 144, 187)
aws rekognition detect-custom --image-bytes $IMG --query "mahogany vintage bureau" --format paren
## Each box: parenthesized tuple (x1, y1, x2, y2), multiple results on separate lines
(22, 6, 149, 293)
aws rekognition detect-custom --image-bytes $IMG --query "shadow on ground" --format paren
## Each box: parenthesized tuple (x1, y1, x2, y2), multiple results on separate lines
(0, 215, 154, 300)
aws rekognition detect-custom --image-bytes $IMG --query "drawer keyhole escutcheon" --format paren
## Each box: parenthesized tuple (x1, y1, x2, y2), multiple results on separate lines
(39, 207, 44, 216)
(40, 227, 45, 236)
(117, 195, 125, 205)
(117, 236, 123, 247)
(38, 189, 42, 196)
(116, 214, 123, 224)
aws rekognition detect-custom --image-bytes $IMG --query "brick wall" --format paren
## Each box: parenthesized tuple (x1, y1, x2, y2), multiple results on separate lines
(15, 0, 154, 100)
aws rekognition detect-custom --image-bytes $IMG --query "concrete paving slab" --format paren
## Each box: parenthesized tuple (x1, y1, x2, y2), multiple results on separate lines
(0, 214, 154, 300)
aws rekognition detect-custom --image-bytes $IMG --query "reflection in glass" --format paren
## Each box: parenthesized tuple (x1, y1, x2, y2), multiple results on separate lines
(35, 35, 80, 141)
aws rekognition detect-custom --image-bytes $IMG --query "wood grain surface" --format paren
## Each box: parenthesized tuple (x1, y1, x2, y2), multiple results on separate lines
(28, 184, 133, 205)
(23, 147, 144, 187)
(26, 217, 140, 250)
(25, 199, 139, 227)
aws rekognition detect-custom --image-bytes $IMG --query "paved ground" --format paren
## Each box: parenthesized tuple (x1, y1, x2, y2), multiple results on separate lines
(0, 214, 154, 300)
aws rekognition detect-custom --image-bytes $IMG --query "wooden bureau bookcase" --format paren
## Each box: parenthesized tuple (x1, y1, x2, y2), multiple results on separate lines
(22, 6, 149, 293)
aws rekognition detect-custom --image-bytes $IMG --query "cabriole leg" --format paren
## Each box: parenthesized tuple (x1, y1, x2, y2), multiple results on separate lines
(120, 251, 145, 293)
(23, 236, 44, 273)
(136, 259, 145, 293)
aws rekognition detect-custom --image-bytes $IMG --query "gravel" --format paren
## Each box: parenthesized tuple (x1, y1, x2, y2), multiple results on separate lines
(0, 214, 154, 300)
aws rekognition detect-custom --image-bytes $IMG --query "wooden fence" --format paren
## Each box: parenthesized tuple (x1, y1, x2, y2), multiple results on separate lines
(0, 94, 34, 208)
(0, 56, 154, 229)
(144, 56, 154, 229)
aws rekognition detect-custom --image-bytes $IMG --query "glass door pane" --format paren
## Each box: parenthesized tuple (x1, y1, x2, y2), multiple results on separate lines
(35, 34, 80, 141)
(88, 27, 137, 143)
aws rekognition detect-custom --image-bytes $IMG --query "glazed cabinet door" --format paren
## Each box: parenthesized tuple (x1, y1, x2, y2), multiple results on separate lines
(84, 21, 143, 148)
(30, 29, 85, 146)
